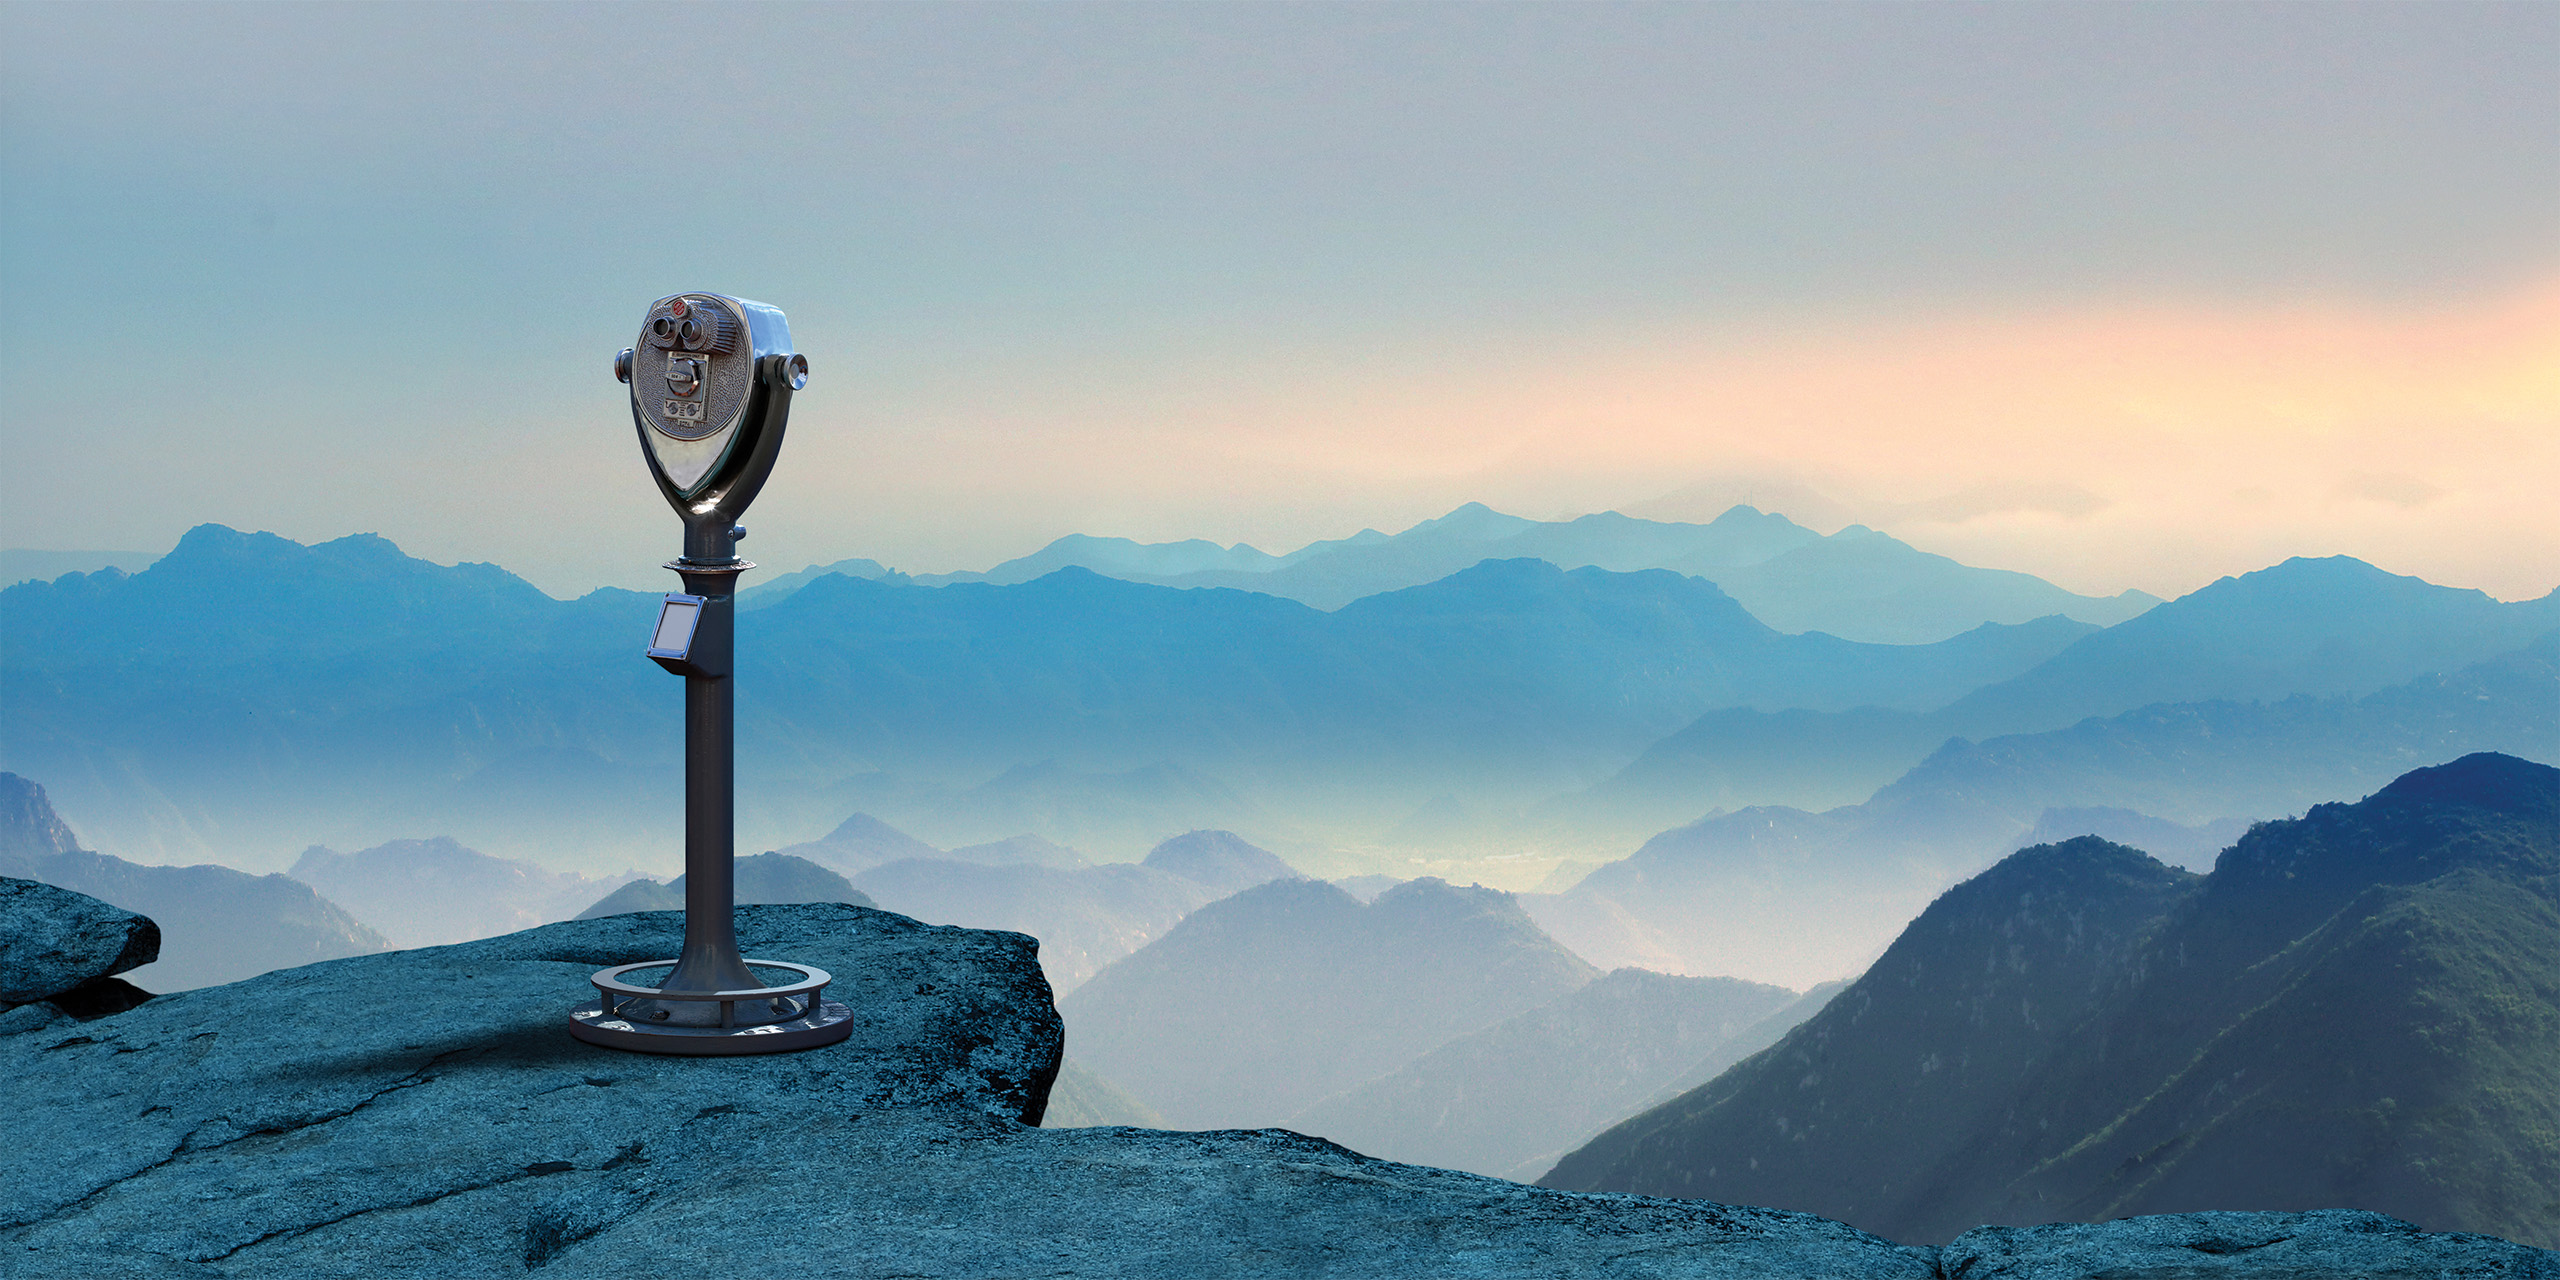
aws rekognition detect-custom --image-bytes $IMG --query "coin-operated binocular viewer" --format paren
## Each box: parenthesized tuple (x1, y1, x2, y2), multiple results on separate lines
(568, 293, 850, 1055)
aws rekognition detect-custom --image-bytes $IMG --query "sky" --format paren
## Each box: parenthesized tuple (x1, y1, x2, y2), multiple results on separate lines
(4, 1, 2555, 602)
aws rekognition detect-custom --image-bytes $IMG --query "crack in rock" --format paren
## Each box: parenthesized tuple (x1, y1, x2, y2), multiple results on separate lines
(195, 1169, 546, 1263)
(0, 1122, 211, 1234)
(2, 1047, 478, 1235)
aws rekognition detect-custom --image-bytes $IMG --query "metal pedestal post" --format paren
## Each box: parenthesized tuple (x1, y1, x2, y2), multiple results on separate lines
(566, 539, 853, 1055)
(662, 560, 758, 996)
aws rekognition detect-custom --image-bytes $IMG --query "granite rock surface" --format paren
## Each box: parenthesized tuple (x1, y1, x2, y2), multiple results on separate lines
(0, 876, 159, 1004)
(1941, 1210, 2560, 1279)
(5, 898, 2552, 1279)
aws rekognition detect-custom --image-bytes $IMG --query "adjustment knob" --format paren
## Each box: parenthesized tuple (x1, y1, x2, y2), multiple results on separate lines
(679, 307, 736, 354)
(614, 348, 634, 384)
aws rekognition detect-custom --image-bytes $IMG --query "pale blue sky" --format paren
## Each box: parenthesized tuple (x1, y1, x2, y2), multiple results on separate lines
(5, 2, 2554, 598)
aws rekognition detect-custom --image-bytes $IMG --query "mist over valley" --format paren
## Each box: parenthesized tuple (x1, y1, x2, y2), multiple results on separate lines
(11, 4, 2556, 1268)
(5, 501, 2554, 1257)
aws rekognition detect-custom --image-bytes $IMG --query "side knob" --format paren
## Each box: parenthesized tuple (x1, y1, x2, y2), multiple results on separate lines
(614, 348, 634, 384)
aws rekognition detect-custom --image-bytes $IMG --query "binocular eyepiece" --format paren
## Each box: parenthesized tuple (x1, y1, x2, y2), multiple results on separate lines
(644, 296, 737, 354)
(619, 292, 802, 526)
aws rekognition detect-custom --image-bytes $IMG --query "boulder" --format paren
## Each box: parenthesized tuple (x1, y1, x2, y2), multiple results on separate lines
(3, 898, 2549, 1278)
(0, 876, 159, 1004)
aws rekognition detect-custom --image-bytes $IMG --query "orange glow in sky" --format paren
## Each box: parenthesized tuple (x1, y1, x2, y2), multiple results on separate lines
(823, 276, 2557, 601)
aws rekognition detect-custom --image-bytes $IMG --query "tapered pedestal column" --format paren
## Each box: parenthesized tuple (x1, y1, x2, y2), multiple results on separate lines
(568, 550, 851, 1056)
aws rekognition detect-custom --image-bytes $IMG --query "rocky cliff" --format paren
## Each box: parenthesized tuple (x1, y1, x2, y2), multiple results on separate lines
(5, 891, 2552, 1277)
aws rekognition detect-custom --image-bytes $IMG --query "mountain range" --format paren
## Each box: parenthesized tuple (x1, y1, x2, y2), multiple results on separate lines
(738, 554, 2094, 812)
(845, 828, 1304, 991)
(1529, 631, 2560, 988)
(25, 872, 2544, 1278)
(290, 837, 641, 948)
(1543, 754, 2560, 1250)
(792, 503, 2161, 645)
(1573, 556, 2560, 823)
(1, 548, 160, 588)
(6, 515, 2548, 912)
(0, 774, 385, 991)
(3, 522, 2117, 868)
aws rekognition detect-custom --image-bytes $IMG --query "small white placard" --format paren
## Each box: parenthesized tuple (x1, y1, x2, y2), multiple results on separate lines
(651, 598, 702, 656)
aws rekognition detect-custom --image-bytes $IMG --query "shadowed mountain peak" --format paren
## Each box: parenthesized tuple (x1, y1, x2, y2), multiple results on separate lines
(1545, 756, 2560, 1249)
(2374, 749, 2560, 820)
(1542, 836, 2208, 1225)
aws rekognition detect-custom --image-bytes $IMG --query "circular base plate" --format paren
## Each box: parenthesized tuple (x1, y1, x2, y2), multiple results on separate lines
(568, 998, 854, 1056)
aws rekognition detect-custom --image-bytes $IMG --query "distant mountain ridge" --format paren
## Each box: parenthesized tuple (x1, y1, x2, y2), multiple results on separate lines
(1533, 632, 2560, 987)
(1061, 876, 1599, 1128)
(763, 503, 2160, 644)
(844, 827, 1304, 991)
(1142, 829, 1300, 898)
(1584, 557, 2560, 822)
(0, 774, 385, 991)
(773, 812, 943, 877)
(1, 549, 160, 588)
(0, 524, 681, 867)
(575, 852, 875, 919)
(4, 525, 2104, 866)
(737, 555, 905, 609)
(9, 520, 2547, 885)
(1544, 754, 2560, 1250)
(289, 837, 641, 948)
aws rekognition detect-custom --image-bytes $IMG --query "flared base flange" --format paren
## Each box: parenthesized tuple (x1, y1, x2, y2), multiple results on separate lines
(569, 997, 853, 1055)
(568, 958, 853, 1056)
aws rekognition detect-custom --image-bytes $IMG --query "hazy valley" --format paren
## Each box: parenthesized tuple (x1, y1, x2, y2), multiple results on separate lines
(5, 502, 2555, 1256)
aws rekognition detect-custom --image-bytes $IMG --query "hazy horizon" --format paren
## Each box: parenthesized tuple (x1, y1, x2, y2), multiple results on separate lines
(5, 8, 2554, 1250)
(7, 491, 2554, 608)
(5, 1, 2553, 602)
